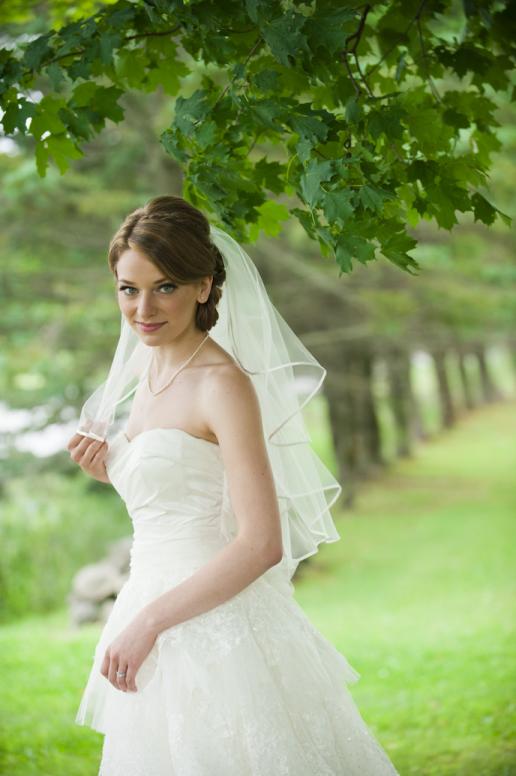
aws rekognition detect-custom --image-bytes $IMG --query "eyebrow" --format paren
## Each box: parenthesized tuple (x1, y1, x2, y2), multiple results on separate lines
(118, 277, 169, 284)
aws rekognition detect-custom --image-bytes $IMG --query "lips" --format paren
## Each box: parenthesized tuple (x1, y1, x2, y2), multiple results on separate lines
(137, 322, 166, 332)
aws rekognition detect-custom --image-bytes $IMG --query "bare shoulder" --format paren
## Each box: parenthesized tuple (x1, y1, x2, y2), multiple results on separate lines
(200, 338, 254, 397)
(202, 360, 259, 414)
(200, 360, 263, 444)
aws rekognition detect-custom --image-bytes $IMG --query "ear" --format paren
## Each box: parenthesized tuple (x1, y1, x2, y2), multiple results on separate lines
(197, 275, 213, 303)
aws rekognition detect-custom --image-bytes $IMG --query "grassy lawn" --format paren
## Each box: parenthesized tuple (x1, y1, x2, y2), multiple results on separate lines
(297, 398, 516, 775)
(1, 399, 515, 775)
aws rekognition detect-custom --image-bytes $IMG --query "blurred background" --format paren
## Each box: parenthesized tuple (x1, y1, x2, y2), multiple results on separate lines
(1, 4, 515, 776)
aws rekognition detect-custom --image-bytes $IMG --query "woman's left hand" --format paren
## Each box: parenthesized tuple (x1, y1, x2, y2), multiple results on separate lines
(100, 615, 157, 693)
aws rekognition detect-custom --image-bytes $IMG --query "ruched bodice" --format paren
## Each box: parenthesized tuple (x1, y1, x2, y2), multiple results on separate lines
(105, 428, 233, 575)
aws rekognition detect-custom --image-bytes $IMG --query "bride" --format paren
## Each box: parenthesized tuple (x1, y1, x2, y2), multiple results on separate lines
(68, 195, 399, 775)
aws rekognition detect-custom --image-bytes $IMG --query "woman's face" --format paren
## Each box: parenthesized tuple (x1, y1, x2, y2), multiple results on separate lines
(115, 245, 212, 342)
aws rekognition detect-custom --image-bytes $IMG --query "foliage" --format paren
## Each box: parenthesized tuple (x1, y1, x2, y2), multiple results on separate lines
(0, 0, 514, 274)
(0, 470, 129, 622)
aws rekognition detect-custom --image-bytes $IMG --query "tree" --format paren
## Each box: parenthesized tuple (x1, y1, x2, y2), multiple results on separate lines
(0, 0, 513, 275)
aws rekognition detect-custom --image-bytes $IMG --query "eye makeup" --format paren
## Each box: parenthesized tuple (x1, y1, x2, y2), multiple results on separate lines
(118, 283, 177, 295)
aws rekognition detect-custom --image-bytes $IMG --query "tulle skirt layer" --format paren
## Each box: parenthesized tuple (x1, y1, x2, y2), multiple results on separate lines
(75, 563, 399, 776)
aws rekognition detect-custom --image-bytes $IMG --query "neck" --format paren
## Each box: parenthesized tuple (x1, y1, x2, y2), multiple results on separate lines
(151, 329, 208, 373)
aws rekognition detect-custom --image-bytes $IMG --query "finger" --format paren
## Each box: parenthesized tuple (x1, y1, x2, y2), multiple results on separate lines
(125, 666, 138, 693)
(90, 441, 107, 466)
(67, 432, 90, 453)
(75, 438, 101, 466)
(115, 662, 129, 693)
(100, 650, 110, 680)
(69, 435, 95, 462)
(107, 654, 120, 688)
(82, 440, 105, 467)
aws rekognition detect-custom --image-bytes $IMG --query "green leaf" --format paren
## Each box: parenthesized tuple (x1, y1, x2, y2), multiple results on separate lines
(249, 98, 285, 131)
(334, 233, 376, 273)
(405, 105, 455, 155)
(160, 127, 189, 163)
(322, 189, 354, 225)
(471, 191, 497, 226)
(380, 228, 419, 273)
(299, 159, 334, 207)
(90, 86, 125, 124)
(245, 0, 259, 23)
(145, 58, 189, 96)
(254, 69, 280, 92)
(34, 140, 49, 177)
(57, 105, 93, 140)
(290, 112, 329, 145)
(114, 48, 149, 88)
(22, 31, 53, 70)
(45, 62, 67, 92)
(2, 98, 35, 134)
(254, 158, 284, 194)
(196, 119, 218, 149)
(262, 12, 309, 67)
(442, 107, 470, 130)
(291, 207, 317, 240)
(305, 8, 356, 55)
(71, 82, 98, 108)
(368, 105, 406, 141)
(174, 90, 211, 136)
(248, 200, 289, 240)
(99, 32, 121, 67)
(29, 97, 67, 140)
(345, 97, 362, 124)
(359, 185, 391, 212)
(46, 133, 84, 174)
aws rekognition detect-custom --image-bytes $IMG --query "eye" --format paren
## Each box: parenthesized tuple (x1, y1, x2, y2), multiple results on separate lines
(117, 283, 176, 296)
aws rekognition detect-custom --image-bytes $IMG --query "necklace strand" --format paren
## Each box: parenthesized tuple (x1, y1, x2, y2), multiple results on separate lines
(147, 333, 210, 397)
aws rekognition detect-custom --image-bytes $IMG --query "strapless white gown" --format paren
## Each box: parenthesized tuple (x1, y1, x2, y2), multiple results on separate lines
(75, 427, 399, 775)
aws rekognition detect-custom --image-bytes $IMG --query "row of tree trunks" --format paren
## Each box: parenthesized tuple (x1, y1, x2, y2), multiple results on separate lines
(324, 341, 503, 506)
(433, 344, 503, 429)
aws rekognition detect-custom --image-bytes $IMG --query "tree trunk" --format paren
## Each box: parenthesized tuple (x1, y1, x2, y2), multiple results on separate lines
(411, 387, 429, 442)
(325, 374, 356, 508)
(385, 347, 415, 457)
(457, 347, 476, 410)
(432, 349, 456, 428)
(473, 345, 500, 402)
(358, 348, 383, 467)
(325, 342, 384, 507)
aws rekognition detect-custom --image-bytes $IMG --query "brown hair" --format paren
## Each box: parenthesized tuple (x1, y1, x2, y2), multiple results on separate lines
(108, 195, 226, 332)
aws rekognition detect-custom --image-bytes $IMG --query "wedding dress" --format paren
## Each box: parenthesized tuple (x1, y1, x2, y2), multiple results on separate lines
(75, 425, 399, 775)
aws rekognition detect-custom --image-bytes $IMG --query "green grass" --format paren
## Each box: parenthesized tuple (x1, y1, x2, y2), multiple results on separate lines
(296, 398, 516, 775)
(1, 399, 515, 775)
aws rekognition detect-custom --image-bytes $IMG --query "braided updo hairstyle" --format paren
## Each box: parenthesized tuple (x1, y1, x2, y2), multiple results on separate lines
(107, 195, 226, 332)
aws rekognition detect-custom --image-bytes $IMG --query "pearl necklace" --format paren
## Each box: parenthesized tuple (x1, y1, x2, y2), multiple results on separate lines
(146, 333, 210, 397)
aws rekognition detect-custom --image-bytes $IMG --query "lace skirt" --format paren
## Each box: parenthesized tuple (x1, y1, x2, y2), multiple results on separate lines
(75, 564, 399, 776)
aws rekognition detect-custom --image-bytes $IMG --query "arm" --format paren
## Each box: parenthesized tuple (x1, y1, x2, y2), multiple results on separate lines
(137, 366, 284, 638)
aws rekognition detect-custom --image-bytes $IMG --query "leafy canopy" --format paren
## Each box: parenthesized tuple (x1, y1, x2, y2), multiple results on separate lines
(0, 0, 513, 273)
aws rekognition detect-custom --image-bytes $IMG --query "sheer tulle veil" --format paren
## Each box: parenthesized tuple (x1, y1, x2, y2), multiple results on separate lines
(76, 225, 343, 583)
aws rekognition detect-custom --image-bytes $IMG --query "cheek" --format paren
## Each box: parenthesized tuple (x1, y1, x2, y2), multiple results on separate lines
(117, 294, 135, 312)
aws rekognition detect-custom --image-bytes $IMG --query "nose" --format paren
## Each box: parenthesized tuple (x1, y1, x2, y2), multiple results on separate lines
(136, 291, 160, 320)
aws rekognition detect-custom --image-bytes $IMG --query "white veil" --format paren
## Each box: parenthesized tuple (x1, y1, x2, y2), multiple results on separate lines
(76, 225, 342, 582)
